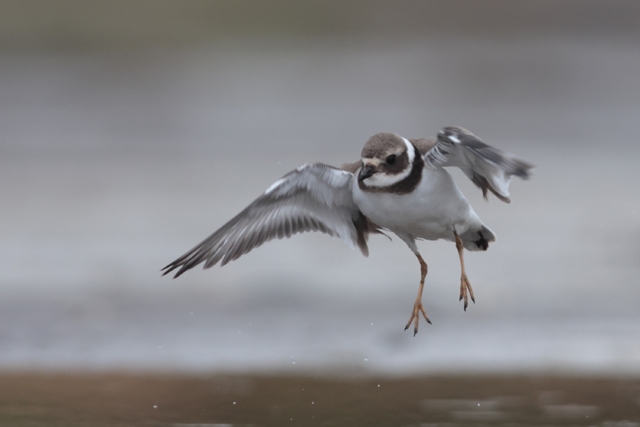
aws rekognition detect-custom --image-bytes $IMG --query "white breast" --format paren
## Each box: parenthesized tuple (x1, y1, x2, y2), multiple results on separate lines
(352, 166, 482, 242)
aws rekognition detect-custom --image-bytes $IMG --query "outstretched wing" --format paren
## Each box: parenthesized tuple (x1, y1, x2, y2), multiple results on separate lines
(162, 163, 368, 278)
(424, 126, 534, 203)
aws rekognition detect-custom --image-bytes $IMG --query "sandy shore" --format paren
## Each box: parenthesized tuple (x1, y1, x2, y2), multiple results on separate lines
(0, 372, 638, 426)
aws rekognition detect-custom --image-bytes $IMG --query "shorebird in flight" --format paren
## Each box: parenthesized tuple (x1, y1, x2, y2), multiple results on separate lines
(163, 126, 533, 335)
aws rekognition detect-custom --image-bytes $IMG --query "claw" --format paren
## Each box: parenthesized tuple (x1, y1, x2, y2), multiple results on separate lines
(420, 306, 431, 324)
(455, 233, 476, 313)
(404, 313, 414, 332)
(405, 299, 431, 335)
(405, 253, 431, 335)
(459, 274, 475, 312)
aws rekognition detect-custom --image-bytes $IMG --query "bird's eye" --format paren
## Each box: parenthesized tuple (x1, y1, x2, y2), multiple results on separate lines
(386, 154, 397, 165)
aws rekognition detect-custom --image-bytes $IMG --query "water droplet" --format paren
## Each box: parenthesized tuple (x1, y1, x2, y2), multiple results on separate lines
(153, 405, 157, 409)
(478, 403, 480, 406)
(377, 384, 380, 387)
(233, 401, 236, 405)
(292, 361, 296, 365)
(364, 358, 368, 362)
(311, 402, 314, 405)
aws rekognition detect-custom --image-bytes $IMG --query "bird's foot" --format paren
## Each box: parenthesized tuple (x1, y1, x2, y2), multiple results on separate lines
(459, 274, 475, 311)
(404, 298, 432, 336)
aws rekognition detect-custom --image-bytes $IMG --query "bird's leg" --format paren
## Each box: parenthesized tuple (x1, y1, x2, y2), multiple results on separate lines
(454, 232, 475, 311)
(404, 253, 431, 336)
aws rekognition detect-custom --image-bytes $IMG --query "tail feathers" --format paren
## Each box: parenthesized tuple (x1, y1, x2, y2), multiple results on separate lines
(459, 225, 496, 252)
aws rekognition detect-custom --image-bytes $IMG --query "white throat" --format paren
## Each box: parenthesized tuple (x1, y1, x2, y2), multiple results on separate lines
(363, 137, 416, 188)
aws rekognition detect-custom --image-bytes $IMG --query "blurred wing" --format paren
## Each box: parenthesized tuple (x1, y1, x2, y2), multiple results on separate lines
(425, 126, 534, 203)
(162, 163, 364, 278)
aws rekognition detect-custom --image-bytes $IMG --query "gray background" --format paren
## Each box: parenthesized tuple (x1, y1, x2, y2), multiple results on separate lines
(1, 0, 639, 375)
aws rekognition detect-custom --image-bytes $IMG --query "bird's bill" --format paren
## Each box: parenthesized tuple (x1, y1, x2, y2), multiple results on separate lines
(358, 165, 376, 182)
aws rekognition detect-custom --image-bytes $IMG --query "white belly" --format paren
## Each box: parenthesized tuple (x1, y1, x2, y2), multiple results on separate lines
(352, 167, 481, 242)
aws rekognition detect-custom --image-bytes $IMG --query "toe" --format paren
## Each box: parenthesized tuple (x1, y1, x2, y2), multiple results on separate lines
(420, 305, 431, 324)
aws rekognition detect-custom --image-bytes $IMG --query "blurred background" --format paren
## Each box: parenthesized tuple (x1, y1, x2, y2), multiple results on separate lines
(1, 0, 639, 377)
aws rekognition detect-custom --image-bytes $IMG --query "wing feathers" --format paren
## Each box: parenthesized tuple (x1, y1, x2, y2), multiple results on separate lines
(460, 134, 532, 179)
(425, 126, 534, 203)
(162, 163, 367, 278)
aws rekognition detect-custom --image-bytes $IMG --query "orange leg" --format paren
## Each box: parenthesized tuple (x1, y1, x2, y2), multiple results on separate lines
(404, 253, 431, 336)
(455, 232, 475, 311)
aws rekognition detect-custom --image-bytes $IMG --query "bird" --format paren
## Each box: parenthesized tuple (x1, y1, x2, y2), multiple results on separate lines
(162, 126, 533, 335)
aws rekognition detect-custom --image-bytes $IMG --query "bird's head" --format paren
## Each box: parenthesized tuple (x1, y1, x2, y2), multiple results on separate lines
(358, 132, 416, 188)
